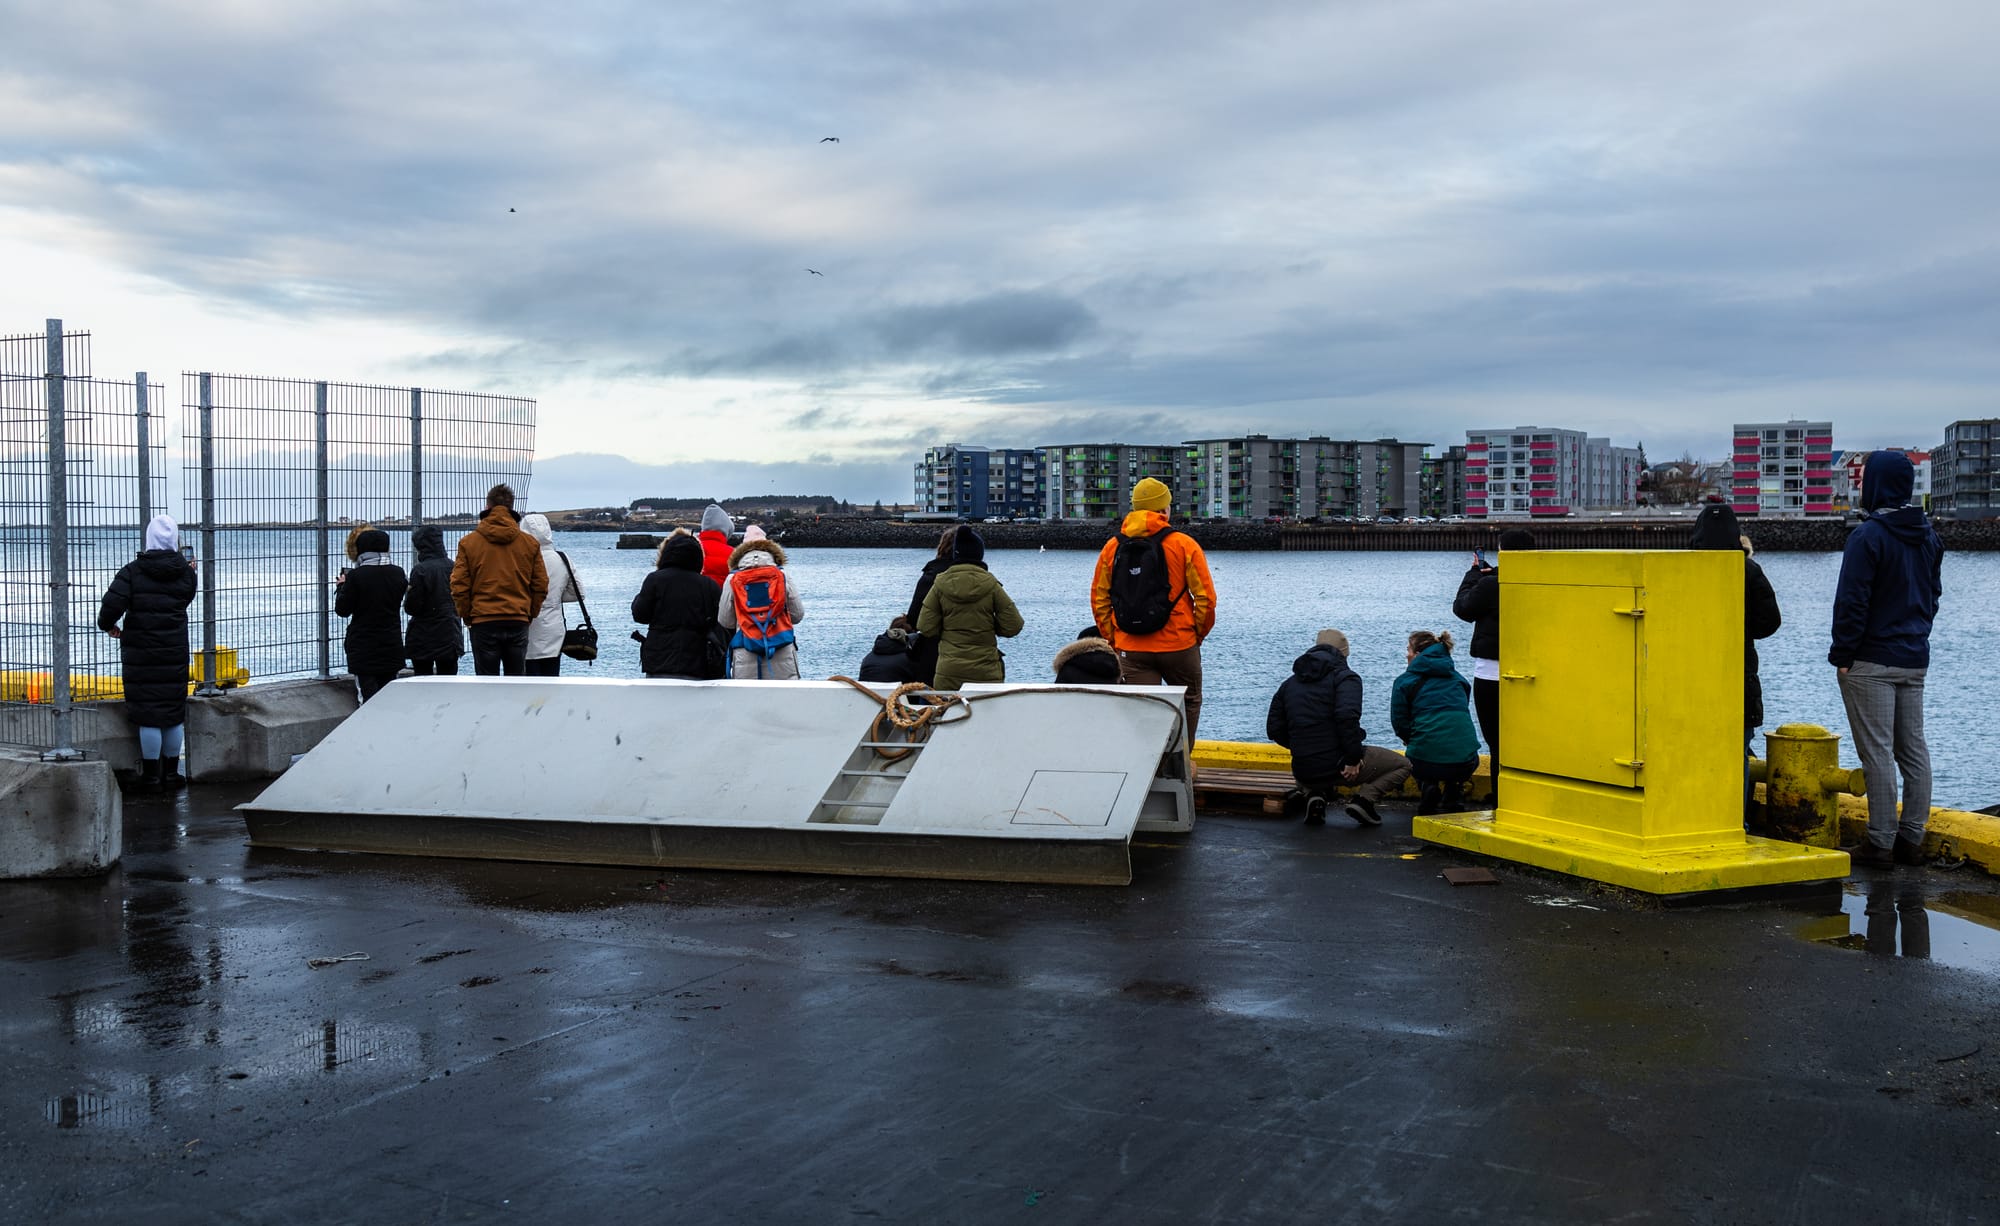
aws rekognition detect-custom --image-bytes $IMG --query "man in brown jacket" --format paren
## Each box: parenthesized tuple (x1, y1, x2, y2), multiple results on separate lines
(450, 484, 549, 676)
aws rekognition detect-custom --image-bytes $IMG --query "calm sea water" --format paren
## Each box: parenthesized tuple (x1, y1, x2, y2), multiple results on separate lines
(552, 533, 2000, 809)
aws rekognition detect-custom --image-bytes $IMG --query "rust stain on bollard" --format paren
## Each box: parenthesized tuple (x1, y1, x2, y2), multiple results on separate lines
(1753, 724, 1864, 848)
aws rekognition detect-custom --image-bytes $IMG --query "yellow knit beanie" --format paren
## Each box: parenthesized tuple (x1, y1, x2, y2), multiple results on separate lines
(1130, 477, 1171, 513)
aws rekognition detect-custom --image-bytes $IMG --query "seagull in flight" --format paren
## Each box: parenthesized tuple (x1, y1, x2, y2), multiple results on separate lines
(508, 207, 516, 213)
(820, 136, 839, 143)
(806, 269, 823, 276)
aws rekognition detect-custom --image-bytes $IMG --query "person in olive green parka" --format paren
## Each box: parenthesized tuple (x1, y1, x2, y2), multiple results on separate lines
(917, 526, 1023, 690)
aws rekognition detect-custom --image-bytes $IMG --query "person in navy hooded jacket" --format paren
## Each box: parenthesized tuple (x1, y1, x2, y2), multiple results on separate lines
(1831, 450, 1944, 868)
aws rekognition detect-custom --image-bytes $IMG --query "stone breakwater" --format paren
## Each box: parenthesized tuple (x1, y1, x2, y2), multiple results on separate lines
(614, 517, 2000, 553)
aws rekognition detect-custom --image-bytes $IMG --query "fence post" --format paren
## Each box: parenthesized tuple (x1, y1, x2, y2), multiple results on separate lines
(409, 386, 423, 531)
(134, 373, 152, 528)
(315, 380, 331, 677)
(43, 319, 78, 760)
(197, 372, 219, 693)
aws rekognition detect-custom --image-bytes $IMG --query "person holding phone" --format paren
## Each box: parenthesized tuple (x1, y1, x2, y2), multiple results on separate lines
(97, 514, 198, 791)
(1453, 528, 1534, 806)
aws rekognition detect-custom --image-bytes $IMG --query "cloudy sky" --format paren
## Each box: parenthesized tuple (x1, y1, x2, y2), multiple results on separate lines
(5, 0, 1996, 508)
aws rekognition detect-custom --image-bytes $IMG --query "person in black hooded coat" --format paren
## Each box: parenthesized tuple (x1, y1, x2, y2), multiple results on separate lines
(403, 524, 464, 675)
(98, 513, 199, 789)
(336, 527, 408, 701)
(1689, 502, 1782, 730)
(632, 531, 724, 679)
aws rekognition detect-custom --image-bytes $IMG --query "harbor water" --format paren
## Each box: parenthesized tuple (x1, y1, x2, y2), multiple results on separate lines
(552, 534, 1999, 810)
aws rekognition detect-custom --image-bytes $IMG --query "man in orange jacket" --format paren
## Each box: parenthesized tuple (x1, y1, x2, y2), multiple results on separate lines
(1091, 477, 1217, 739)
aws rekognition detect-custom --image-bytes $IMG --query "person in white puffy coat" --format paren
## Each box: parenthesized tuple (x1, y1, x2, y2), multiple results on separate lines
(520, 513, 582, 675)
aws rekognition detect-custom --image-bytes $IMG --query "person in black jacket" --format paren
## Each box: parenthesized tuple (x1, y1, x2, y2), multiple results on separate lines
(856, 618, 921, 684)
(1452, 527, 1534, 806)
(1265, 629, 1410, 827)
(1689, 502, 1782, 820)
(98, 514, 199, 791)
(335, 528, 408, 702)
(902, 527, 956, 686)
(1832, 450, 1945, 867)
(1053, 625, 1121, 684)
(403, 524, 464, 675)
(632, 531, 724, 679)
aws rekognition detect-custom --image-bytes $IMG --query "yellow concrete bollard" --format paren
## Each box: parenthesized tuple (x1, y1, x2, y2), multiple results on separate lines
(1750, 724, 1865, 849)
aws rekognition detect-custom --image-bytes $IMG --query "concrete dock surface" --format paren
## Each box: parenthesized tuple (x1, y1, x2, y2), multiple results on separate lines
(5, 787, 2000, 1224)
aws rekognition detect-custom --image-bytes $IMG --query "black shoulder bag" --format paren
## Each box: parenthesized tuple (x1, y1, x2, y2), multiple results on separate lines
(554, 550, 599, 663)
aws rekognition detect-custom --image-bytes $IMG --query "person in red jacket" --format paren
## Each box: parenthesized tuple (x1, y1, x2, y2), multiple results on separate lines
(697, 503, 734, 587)
(1090, 477, 1217, 739)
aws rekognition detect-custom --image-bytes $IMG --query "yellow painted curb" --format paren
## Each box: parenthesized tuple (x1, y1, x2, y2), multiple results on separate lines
(1193, 740, 1494, 802)
(1835, 795, 2000, 876)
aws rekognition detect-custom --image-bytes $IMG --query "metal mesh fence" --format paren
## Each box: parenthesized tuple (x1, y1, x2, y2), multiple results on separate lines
(0, 323, 167, 752)
(182, 374, 535, 685)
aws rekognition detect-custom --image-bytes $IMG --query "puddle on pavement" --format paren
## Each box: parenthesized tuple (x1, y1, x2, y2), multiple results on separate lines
(1798, 881, 2000, 974)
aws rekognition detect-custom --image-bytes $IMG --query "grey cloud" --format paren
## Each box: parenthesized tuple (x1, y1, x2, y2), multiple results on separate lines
(5, 0, 1999, 491)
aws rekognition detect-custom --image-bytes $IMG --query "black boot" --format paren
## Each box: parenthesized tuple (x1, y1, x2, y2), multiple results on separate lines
(1893, 838, 1926, 867)
(138, 758, 161, 792)
(1417, 782, 1441, 817)
(1440, 783, 1466, 814)
(160, 758, 186, 790)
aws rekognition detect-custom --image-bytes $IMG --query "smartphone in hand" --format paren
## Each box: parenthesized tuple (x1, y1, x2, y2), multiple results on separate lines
(1472, 549, 1491, 570)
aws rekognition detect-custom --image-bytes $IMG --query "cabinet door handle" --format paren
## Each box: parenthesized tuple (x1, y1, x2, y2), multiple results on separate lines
(1613, 757, 1645, 769)
(1611, 607, 1646, 618)
(1500, 672, 1535, 681)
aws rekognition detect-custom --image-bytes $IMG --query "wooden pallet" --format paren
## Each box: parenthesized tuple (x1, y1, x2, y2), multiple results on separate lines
(1192, 767, 1298, 815)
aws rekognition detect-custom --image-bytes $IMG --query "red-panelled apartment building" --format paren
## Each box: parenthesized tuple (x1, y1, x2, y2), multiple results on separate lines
(1731, 420, 1835, 516)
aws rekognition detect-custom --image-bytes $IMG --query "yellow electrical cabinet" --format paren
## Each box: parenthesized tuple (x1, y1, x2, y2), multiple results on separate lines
(1415, 550, 1849, 894)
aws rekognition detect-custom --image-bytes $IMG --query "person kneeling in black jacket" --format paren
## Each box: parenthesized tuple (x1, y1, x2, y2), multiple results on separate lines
(857, 618, 921, 684)
(1053, 625, 1121, 684)
(633, 531, 724, 679)
(1266, 629, 1411, 827)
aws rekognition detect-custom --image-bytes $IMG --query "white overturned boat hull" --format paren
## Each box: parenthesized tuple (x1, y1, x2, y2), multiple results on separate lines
(238, 677, 1191, 885)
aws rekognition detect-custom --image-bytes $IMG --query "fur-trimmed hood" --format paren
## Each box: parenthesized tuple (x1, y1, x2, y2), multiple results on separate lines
(1052, 636, 1116, 673)
(730, 538, 787, 569)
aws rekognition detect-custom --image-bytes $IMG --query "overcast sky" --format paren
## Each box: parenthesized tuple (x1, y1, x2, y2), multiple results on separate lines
(5, 0, 1995, 508)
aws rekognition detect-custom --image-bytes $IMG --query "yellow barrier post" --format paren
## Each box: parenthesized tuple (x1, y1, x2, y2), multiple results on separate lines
(1750, 724, 1865, 848)
(1414, 551, 1850, 894)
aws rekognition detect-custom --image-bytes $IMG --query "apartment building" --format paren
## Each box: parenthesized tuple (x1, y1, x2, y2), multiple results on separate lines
(1183, 436, 1426, 520)
(1832, 448, 1930, 510)
(1730, 420, 1834, 516)
(1421, 446, 1467, 518)
(1931, 420, 2000, 519)
(1039, 444, 1183, 520)
(912, 444, 1042, 518)
(1465, 427, 1644, 517)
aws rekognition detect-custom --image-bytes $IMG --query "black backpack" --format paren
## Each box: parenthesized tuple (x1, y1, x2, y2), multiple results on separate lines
(1107, 527, 1185, 635)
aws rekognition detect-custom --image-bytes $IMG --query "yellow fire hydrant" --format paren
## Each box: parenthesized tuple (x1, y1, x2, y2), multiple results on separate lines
(1750, 724, 1866, 848)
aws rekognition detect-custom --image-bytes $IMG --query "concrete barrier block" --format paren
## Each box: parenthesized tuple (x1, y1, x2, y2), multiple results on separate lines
(187, 678, 359, 783)
(0, 747, 121, 878)
(0, 703, 141, 773)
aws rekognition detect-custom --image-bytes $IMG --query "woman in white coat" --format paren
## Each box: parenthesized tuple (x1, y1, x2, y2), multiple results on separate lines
(521, 513, 582, 676)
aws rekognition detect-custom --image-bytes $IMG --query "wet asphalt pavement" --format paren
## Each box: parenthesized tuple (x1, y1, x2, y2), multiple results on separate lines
(5, 786, 2000, 1224)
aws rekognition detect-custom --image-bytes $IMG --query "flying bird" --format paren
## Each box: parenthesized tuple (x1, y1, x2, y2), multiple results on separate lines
(806, 269, 823, 276)
(508, 208, 516, 213)
(820, 136, 839, 143)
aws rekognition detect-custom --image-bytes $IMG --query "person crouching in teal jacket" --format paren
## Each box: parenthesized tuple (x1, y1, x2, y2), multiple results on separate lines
(1391, 629, 1482, 814)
